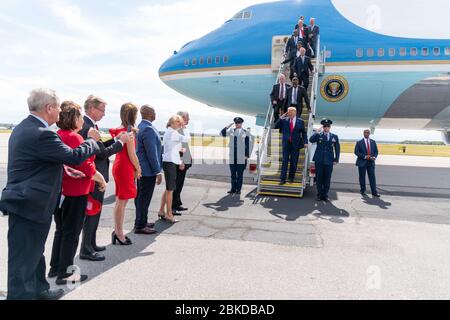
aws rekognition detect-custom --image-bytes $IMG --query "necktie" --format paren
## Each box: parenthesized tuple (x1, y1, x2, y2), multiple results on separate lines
(289, 119, 294, 143)
(366, 139, 371, 156)
(279, 84, 284, 100)
(293, 88, 297, 104)
(95, 124, 99, 131)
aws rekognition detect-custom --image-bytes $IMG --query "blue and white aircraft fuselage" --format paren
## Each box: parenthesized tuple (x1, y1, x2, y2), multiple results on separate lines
(159, 0, 450, 140)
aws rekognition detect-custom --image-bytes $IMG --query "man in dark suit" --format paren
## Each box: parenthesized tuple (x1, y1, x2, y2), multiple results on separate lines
(308, 18, 320, 58)
(172, 111, 193, 215)
(134, 105, 162, 234)
(310, 119, 340, 201)
(355, 129, 380, 197)
(282, 29, 301, 67)
(275, 107, 308, 185)
(284, 77, 310, 116)
(0, 88, 103, 300)
(294, 17, 309, 46)
(293, 47, 314, 91)
(79, 95, 125, 261)
(270, 74, 290, 122)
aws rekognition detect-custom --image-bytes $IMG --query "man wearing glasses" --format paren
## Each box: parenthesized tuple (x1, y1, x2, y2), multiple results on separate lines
(79, 95, 127, 261)
(309, 119, 340, 202)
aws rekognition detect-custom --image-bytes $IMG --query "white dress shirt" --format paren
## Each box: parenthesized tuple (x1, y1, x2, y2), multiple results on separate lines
(162, 127, 189, 165)
(30, 114, 49, 128)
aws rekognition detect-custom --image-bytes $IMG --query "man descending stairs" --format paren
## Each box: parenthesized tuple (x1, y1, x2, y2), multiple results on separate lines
(257, 52, 318, 198)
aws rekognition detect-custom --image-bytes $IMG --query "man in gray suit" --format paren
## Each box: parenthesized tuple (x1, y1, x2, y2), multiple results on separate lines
(0, 88, 102, 300)
(172, 111, 192, 215)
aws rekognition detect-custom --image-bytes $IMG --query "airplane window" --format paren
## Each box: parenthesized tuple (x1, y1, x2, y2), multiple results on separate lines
(192, 58, 197, 66)
(389, 48, 396, 57)
(184, 59, 189, 67)
(223, 56, 229, 63)
(410, 48, 418, 56)
(232, 11, 244, 19)
(243, 11, 252, 19)
(433, 48, 440, 56)
(377, 48, 385, 57)
(445, 47, 450, 55)
(400, 48, 407, 56)
(422, 48, 429, 56)
(367, 48, 374, 57)
(325, 50, 332, 58)
(215, 56, 221, 64)
(207, 57, 213, 64)
(356, 48, 363, 58)
(199, 57, 205, 65)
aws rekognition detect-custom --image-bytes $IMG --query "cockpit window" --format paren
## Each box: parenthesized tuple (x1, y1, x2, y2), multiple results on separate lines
(231, 10, 252, 20)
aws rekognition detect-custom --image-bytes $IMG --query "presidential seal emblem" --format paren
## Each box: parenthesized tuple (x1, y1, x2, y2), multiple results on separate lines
(320, 75, 349, 102)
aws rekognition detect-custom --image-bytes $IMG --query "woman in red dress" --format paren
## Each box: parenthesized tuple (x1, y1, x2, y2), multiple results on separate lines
(110, 103, 141, 245)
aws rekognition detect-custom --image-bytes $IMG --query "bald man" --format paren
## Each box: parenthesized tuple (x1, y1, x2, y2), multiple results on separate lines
(134, 105, 162, 235)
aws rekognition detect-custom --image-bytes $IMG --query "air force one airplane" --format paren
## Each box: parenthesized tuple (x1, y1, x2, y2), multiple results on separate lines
(159, 0, 450, 143)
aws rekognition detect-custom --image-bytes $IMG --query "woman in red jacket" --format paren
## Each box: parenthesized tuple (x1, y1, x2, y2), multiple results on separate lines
(48, 101, 106, 285)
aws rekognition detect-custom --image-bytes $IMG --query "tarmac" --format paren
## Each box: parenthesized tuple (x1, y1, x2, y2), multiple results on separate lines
(1, 133, 450, 300)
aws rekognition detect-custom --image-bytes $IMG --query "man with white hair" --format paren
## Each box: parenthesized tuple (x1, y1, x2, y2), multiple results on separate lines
(270, 74, 290, 122)
(0, 88, 103, 300)
(308, 18, 319, 58)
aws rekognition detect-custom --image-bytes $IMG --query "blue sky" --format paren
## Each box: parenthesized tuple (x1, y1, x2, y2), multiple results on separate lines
(0, 0, 444, 141)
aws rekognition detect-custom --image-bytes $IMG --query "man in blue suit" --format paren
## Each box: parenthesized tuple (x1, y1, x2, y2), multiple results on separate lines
(275, 107, 308, 185)
(0, 88, 103, 300)
(355, 129, 380, 197)
(134, 105, 162, 235)
(310, 119, 340, 201)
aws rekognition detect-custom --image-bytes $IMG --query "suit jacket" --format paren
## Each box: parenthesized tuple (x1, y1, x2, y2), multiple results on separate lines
(355, 139, 378, 167)
(308, 25, 320, 43)
(79, 116, 123, 182)
(294, 24, 309, 43)
(285, 36, 301, 57)
(0, 115, 101, 223)
(310, 132, 340, 165)
(274, 117, 308, 149)
(293, 55, 314, 79)
(270, 83, 291, 103)
(179, 128, 192, 168)
(136, 120, 162, 177)
(284, 85, 310, 110)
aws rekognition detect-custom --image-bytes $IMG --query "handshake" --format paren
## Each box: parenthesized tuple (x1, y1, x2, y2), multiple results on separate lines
(87, 128, 132, 144)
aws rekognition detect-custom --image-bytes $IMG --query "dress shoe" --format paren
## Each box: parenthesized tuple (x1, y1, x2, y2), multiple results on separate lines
(279, 181, 286, 186)
(55, 274, 88, 286)
(35, 289, 64, 300)
(322, 197, 330, 202)
(360, 191, 367, 196)
(80, 252, 105, 262)
(147, 222, 155, 228)
(227, 190, 236, 194)
(48, 269, 58, 279)
(173, 211, 182, 216)
(235, 191, 241, 195)
(176, 206, 188, 212)
(134, 227, 158, 235)
(93, 245, 106, 252)
(316, 196, 322, 201)
(372, 193, 381, 198)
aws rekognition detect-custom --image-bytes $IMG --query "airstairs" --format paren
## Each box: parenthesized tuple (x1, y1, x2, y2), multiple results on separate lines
(256, 36, 323, 198)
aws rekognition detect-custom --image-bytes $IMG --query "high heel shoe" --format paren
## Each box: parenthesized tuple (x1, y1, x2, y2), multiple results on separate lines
(112, 231, 132, 246)
(163, 215, 179, 224)
(158, 212, 165, 220)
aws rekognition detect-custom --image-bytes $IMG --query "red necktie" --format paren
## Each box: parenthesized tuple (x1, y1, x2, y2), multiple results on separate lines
(366, 140, 371, 156)
(289, 119, 294, 143)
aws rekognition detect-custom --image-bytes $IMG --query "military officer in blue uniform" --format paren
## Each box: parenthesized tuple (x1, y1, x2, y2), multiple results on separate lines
(309, 119, 340, 201)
